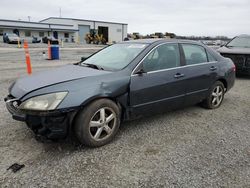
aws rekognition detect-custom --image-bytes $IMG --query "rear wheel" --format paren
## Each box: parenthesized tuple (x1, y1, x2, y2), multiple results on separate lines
(74, 99, 120, 147)
(202, 81, 225, 109)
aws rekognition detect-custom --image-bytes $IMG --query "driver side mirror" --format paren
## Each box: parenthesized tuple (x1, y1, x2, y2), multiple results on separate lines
(135, 67, 146, 76)
(81, 56, 88, 62)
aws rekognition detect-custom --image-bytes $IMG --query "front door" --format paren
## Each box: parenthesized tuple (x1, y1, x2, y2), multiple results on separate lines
(129, 43, 187, 117)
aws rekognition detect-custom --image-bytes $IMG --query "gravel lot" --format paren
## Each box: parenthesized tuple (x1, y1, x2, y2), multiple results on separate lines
(0, 43, 250, 187)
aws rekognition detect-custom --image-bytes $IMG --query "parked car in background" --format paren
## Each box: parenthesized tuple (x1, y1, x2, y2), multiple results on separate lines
(5, 39, 235, 147)
(32, 36, 41, 43)
(217, 34, 250, 75)
(3, 33, 20, 44)
(42, 36, 59, 44)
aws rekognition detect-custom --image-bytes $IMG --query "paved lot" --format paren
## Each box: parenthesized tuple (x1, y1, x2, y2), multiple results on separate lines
(0, 43, 250, 187)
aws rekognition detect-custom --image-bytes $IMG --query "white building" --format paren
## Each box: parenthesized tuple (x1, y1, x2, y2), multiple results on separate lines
(0, 17, 128, 43)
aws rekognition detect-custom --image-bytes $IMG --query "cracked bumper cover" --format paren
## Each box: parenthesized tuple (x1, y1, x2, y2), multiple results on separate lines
(5, 97, 78, 140)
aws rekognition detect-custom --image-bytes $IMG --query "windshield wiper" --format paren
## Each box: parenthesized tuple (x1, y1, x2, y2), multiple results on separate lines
(81, 63, 104, 70)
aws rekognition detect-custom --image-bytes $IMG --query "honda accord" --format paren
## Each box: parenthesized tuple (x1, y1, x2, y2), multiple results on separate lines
(5, 39, 235, 147)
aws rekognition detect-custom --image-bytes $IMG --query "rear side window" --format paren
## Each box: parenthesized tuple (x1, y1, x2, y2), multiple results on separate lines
(182, 44, 208, 65)
(143, 43, 180, 72)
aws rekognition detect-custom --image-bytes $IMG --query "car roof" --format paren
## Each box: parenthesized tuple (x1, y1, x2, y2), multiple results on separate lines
(122, 38, 203, 45)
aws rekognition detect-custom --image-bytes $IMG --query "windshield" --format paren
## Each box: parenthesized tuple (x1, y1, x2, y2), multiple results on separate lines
(226, 37, 250, 48)
(81, 43, 148, 70)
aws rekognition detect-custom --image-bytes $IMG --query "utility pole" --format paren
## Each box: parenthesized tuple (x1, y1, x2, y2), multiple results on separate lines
(59, 7, 62, 18)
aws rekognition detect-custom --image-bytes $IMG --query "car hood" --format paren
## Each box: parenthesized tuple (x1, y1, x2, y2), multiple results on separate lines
(10, 64, 111, 99)
(217, 46, 250, 55)
(9, 36, 19, 40)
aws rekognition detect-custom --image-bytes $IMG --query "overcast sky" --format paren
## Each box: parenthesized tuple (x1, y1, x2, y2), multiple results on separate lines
(1, 0, 250, 37)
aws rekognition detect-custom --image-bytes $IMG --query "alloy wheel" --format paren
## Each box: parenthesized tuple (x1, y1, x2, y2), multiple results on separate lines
(211, 86, 223, 107)
(89, 107, 117, 141)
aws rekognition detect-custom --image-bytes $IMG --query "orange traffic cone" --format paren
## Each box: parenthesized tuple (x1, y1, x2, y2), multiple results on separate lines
(23, 40, 32, 75)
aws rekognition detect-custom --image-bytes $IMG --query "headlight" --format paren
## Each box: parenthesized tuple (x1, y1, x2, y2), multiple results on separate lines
(19, 92, 68, 111)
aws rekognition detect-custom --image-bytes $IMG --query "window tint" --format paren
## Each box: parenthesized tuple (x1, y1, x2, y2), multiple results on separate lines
(143, 43, 180, 72)
(207, 51, 217, 62)
(182, 44, 208, 65)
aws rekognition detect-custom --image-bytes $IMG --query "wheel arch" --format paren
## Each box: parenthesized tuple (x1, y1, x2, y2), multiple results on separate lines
(73, 93, 127, 124)
(217, 78, 228, 91)
(69, 95, 127, 142)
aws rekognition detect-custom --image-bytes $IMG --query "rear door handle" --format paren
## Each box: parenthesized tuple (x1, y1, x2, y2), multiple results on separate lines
(210, 66, 217, 71)
(174, 73, 185, 79)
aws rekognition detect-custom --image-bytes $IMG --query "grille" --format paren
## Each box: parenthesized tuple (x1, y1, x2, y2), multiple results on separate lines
(221, 54, 246, 67)
(246, 57, 250, 67)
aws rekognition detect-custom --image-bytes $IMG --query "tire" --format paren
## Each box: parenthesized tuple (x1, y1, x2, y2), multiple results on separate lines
(202, 81, 225, 109)
(74, 99, 120, 147)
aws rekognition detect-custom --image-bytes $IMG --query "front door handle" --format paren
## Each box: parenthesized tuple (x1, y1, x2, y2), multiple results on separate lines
(210, 66, 217, 71)
(174, 73, 185, 79)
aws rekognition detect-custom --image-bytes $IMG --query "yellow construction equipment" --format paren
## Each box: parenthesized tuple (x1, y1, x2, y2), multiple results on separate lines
(85, 30, 106, 45)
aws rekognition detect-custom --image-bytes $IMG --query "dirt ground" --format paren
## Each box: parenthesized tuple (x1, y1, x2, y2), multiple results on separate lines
(0, 43, 249, 187)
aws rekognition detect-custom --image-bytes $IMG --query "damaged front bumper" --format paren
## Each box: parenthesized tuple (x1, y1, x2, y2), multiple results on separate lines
(5, 95, 78, 140)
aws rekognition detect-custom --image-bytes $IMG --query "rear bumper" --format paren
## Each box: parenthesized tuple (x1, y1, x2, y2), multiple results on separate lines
(226, 70, 236, 92)
(8, 41, 19, 44)
(5, 98, 78, 140)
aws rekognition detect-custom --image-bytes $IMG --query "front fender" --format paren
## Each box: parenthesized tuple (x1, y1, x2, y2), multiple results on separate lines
(21, 74, 131, 110)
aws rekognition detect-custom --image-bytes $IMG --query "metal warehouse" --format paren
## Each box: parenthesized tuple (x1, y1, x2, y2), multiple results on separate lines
(0, 17, 128, 43)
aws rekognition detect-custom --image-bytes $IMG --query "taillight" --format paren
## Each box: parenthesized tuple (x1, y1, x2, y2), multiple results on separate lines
(232, 64, 236, 72)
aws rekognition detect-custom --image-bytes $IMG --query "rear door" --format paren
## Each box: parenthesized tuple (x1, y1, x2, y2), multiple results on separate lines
(180, 43, 220, 106)
(129, 43, 187, 117)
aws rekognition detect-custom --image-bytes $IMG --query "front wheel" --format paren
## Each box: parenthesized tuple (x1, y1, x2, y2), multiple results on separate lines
(74, 99, 120, 147)
(202, 81, 225, 109)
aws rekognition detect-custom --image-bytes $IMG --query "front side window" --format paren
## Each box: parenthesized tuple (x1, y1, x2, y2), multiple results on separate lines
(182, 44, 208, 65)
(143, 43, 180, 72)
(81, 43, 148, 70)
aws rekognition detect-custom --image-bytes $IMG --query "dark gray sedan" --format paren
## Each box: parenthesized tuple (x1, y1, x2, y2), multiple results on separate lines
(5, 39, 235, 147)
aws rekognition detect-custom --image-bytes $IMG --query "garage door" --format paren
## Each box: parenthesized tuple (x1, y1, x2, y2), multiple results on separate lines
(78, 25, 90, 43)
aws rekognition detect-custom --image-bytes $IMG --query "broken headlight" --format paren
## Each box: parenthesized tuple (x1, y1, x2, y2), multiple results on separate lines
(19, 92, 68, 111)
